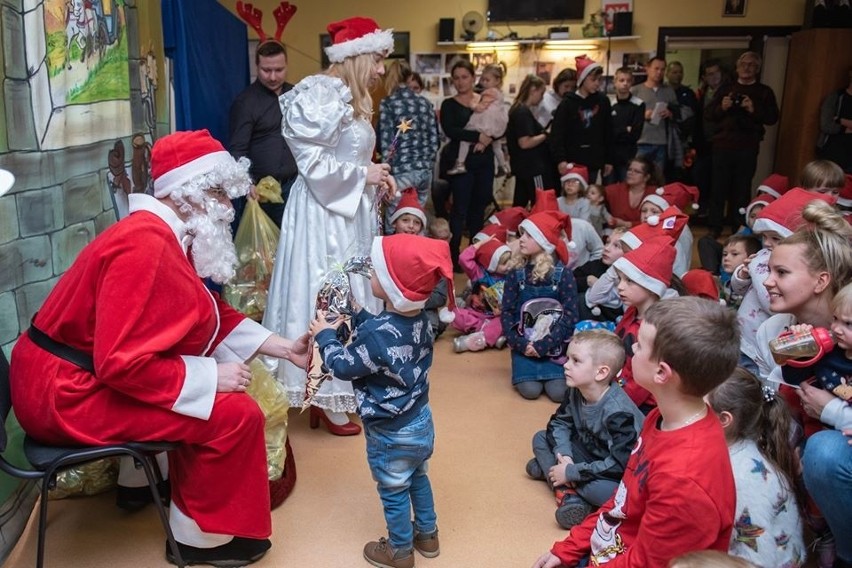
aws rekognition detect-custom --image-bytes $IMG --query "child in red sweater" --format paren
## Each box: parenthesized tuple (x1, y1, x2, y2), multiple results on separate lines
(532, 296, 739, 568)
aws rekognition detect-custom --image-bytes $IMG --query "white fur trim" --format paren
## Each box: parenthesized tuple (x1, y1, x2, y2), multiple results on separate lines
(646, 215, 660, 226)
(613, 257, 667, 298)
(751, 217, 793, 238)
(173, 356, 217, 420)
(211, 318, 272, 363)
(439, 307, 455, 323)
(641, 194, 669, 212)
(560, 172, 588, 189)
(837, 196, 852, 208)
(0, 169, 14, 197)
(472, 231, 489, 243)
(620, 231, 642, 250)
(170, 503, 233, 547)
(370, 238, 426, 312)
(757, 185, 781, 199)
(519, 219, 555, 255)
(390, 206, 427, 227)
(325, 28, 394, 63)
(578, 62, 602, 86)
(153, 151, 235, 198)
(487, 244, 511, 272)
(487, 214, 499, 225)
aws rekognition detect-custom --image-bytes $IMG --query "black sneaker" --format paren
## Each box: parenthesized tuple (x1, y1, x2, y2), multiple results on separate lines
(116, 481, 171, 512)
(165, 537, 271, 567)
(555, 495, 593, 529)
(525, 458, 544, 480)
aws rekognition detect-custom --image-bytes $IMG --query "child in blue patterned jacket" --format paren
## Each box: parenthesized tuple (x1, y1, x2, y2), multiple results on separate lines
(310, 233, 454, 568)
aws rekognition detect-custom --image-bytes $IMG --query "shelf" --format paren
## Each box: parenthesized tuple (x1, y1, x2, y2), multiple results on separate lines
(437, 35, 639, 49)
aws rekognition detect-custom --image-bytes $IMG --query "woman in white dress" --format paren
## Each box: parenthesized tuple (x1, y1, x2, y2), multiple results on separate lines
(263, 17, 396, 435)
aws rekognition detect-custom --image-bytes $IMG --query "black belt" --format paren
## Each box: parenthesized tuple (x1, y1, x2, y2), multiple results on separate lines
(28, 317, 95, 374)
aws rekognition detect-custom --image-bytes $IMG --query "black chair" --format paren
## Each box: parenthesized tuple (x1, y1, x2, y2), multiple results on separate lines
(0, 350, 185, 567)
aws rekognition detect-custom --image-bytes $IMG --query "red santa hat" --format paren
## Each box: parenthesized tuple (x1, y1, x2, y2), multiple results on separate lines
(738, 193, 776, 219)
(620, 206, 688, 250)
(559, 163, 589, 190)
(612, 237, 676, 299)
(371, 234, 455, 320)
(518, 211, 574, 264)
(487, 206, 527, 235)
(755, 173, 789, 199)
(575, 54, 602, 87)
(837, 174, 852, 209)
(531, 188, 559, 214)
(752, 188, 837, 237)
(682, 269, 723, 303)
(324, 17, 394, 63)
(474, 239, 512, 273)
(473, 223, 509, 243)
(151, 129, 249, 199)
(389, 188, 427, 228)
(641, 182, 700, 213)
(0, 168, 14, 197)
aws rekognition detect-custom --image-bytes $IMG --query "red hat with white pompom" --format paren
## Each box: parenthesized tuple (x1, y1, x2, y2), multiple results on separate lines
(756, 173, 789, 199)
(739, 193, 776, 219)
(575, 54, 602, 87)
(620, 206, 688, 250)
(324, 17, 394, 63)
(473, 223, 509, 243)
(518, 210, 574, 264)
(487, 206, 527, 235)
(682, 269, 724, 304)
(389, 188, 427, 228)
(752, 188, 836, 237)
(474, 239, 512, 273)
(641, 182, 700, 213)
(531, 188, 559, 214)
(371, 234, 456, 322)
(559, 163, 589, 190)
(613, 237, 676, 299)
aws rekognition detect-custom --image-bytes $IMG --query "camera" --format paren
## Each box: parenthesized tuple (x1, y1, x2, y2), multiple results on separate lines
(730, 92, 745, 106)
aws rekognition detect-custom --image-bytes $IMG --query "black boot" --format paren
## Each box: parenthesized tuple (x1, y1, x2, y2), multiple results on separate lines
(115, 480, 170, 512)
(166, 537, 271, 567)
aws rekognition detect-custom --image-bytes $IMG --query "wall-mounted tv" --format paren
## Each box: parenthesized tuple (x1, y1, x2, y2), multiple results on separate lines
(487, 0, 586, 22)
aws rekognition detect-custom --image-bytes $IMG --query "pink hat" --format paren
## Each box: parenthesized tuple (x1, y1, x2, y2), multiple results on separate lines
(473, 223, 509, 243)
(837, 174, 852, 209)
(531, 188, 559, 214)
(371, 234, 454, 314)
(390, 188, 427, 228)
(641, 182, 700, 213)
(487, 206, 527, 235)
(559, 163, 589, 190)
(682, 269, 722, 303)
(621, 206, 689, 250)
(613, 237, 676, 298)
(752, 188, 837, 237)
(151, 129, 247, 199)
(474, 239, 512, 273)
(575, 54, 602, 87)
(756, 173, 789, 199)
(739, 193, 776, 219)
(324, 17, 394, 63)
(518, 211, 573, 264)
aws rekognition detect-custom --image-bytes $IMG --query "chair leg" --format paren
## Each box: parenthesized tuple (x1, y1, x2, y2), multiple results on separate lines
(36, 475, 53, 568)
(136, 454, 184, 567)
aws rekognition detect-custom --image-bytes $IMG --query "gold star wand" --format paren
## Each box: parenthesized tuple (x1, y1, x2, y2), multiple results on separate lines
(385, 118, 413, 165)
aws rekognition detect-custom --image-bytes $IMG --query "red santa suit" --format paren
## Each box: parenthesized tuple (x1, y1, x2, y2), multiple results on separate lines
(10, 194, 273, 541)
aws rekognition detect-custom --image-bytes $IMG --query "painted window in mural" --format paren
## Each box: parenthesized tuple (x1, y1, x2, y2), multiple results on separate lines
(39, 0, 131, 149)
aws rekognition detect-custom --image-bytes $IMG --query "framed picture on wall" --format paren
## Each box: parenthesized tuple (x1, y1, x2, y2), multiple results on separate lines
(722, 0, 747, 17)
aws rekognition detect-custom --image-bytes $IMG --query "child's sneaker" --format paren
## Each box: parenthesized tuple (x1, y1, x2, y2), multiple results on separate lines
(363, 538, 414, 568)
(446, 162, 467, 175)
(555, 494, 593, 530)
(495, 336, 508, 349)
(525, 458, 544, 480)
(413, 529, 440, 558)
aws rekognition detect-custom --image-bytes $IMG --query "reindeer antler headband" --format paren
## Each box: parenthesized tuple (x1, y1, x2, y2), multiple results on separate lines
(236, 1, 297, 47)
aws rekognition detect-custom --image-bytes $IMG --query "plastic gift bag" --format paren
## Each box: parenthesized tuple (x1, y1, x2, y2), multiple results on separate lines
(49, 458, 120, 500)
(246, 359, 290, 481)
(223, 198, 280, 321)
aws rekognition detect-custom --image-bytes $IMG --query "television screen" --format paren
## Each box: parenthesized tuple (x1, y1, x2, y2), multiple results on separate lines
(487, 0, 585, 22)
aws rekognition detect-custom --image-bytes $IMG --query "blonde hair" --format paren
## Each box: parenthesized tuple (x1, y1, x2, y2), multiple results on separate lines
(781, 200, 852, 297)
(571, 330, 626, 381)
(328, 52, 377, 120)
(800, 159, 845, 191)
(832, 281, 852, 313)
(508, 249, 555, 283)
(429, 217, 451, 240)
(481, 63, 504, 87)
(383, 59, 411, 96)
(669, 550, 757, 568)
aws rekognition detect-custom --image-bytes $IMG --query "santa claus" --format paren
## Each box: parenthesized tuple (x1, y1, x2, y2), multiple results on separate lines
(8, 130, 309, 566)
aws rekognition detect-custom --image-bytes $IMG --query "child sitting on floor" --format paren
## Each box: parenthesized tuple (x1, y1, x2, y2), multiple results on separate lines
(501, 211, 579, 402)
(526, 330, 644, 530)
(531, 296, 740, 568)
(557, 163, 591, 222)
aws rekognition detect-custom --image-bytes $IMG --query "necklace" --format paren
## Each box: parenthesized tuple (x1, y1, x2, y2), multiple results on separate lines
(663, 406, 707, 431)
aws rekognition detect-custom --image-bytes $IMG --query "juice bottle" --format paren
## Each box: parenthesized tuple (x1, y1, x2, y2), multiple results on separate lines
(769, 327, 834, 367)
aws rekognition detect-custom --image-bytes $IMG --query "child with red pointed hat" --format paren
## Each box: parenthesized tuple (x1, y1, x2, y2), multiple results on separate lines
(310, 233, 451, 568)
(450, 235, 513, 353)
(501, 211, 579, 401)
(557, 163, 592, 221)
(530, 188, 605, 272)
(637, 183, 698, 276)
(612, 236, 679, 411)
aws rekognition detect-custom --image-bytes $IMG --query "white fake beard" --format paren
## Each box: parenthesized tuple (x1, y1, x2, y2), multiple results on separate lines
(185, 197, 237, 284)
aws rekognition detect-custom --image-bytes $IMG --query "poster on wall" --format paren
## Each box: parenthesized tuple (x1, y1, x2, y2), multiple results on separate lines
(601, 0, 632, 34)
(42, 0, 130, 148)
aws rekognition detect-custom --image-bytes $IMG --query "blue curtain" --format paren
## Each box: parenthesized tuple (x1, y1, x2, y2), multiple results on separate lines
(162, 0, 249, 146)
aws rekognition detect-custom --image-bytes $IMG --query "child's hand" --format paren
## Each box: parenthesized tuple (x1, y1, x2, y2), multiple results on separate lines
(843, 428, 852, 445)
(309, 310, 345, 336)
(587, 275, 599, 287)
(531, 552, 562, 568)
(736, 253, 756, 280)
(548, 453, 573, 487)
(524, 343, 539, 357)
(788, 323, 814, 335)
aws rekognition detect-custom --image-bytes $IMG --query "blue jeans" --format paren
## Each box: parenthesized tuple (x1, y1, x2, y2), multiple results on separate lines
(803, 429, 852, 562)
(384, 168, 432, 233)
(636, 144, 667, 180)
(364, 406, 437, 550)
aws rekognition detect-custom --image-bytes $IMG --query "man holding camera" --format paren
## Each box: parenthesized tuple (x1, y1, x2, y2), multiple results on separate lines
(706, 51, 779, 237)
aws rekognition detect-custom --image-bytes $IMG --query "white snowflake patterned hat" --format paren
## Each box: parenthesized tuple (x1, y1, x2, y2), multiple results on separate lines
(324, 17, 394, 63)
